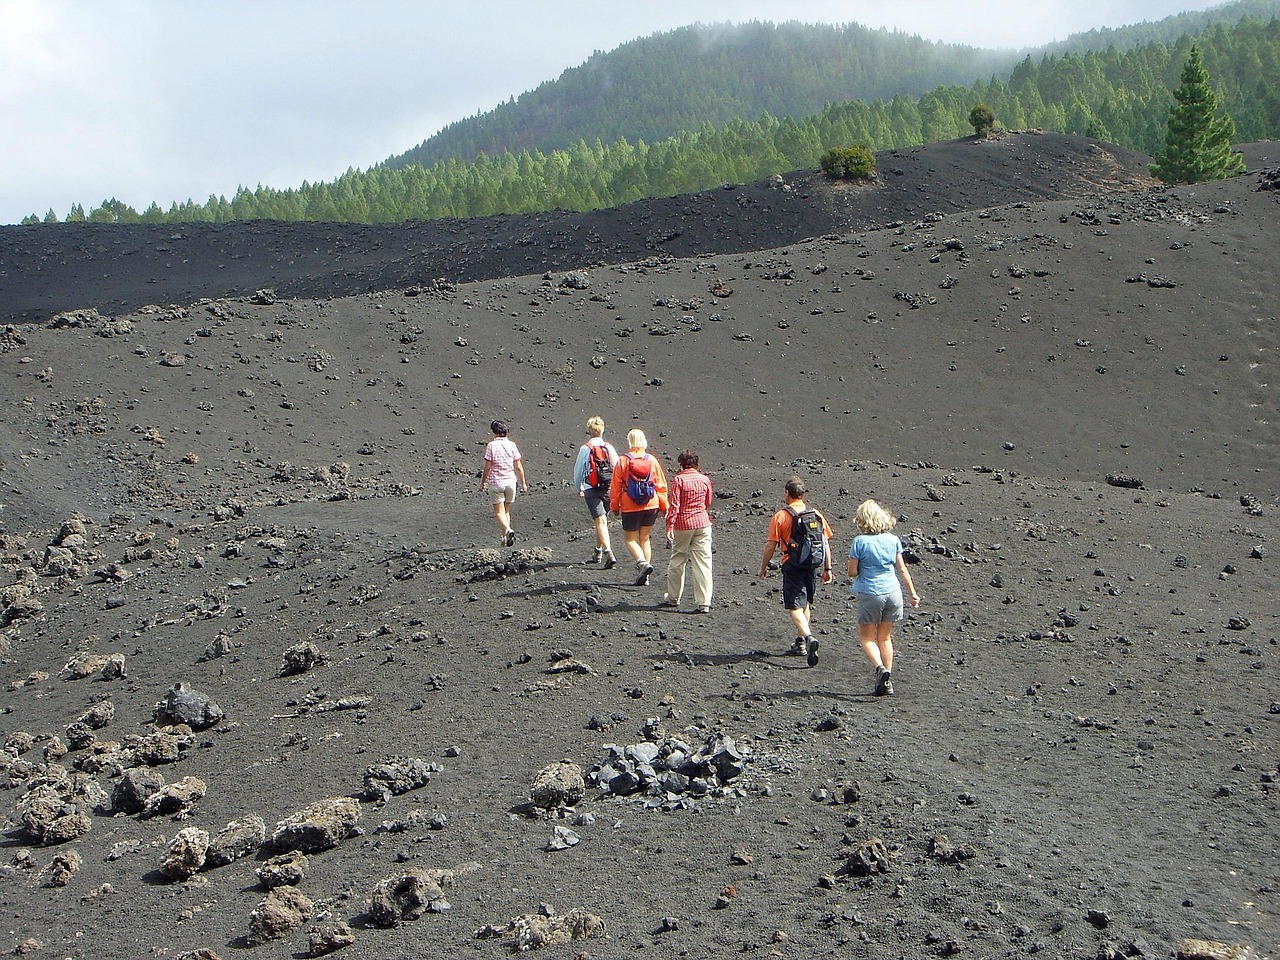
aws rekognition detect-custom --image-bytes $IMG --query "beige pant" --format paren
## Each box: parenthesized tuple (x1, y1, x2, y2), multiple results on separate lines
(665, 527, 713, 608)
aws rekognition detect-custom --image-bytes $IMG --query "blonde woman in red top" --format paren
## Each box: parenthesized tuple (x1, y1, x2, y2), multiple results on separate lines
(609, 428, 669, 586)
(662, 449, 714, 613)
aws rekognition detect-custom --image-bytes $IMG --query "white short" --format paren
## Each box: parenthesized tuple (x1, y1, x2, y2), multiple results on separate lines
(487, 484, 516, 505)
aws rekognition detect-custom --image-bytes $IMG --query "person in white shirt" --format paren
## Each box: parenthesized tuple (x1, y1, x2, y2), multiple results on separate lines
(478, 419, 527, 546)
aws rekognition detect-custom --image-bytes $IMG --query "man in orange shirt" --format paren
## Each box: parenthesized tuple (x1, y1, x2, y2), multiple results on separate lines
(759, 476, 833, 666)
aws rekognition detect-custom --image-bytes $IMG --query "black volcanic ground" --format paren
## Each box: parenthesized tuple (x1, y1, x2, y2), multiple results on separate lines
(0, 133, 1275, 960)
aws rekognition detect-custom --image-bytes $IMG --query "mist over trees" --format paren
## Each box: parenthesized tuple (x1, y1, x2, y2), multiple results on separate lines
(384, 20, 1021, 171)
(20, 6, 1280, 226)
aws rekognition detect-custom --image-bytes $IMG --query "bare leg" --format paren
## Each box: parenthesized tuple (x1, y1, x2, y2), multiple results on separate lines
(492, 501, 511, 538)
(636, 525, 654, 565)
(623, 528, 646, 563)
(789, 604, 812, 637)
(593, 513, 611, 551)
(876, 623, 895, 672)
(859, 623, 885, 668)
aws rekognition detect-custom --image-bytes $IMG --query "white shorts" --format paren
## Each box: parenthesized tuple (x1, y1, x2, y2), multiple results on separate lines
(487, 484, 517, 505)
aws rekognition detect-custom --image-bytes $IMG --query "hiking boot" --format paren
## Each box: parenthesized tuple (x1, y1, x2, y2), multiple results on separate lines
(634, 562, 654, 586)
(693, 605, 710, 614)
(505, 529, 516, 547)
(589, 547, 603, 564)
(806, 637, 820, 668)
(788, 637, 807, 657)
(660, 593, 678, 608)
(603, 552, 617, 569)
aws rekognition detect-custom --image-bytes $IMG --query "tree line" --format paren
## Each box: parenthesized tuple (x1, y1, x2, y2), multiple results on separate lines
(23, 15, 1280, 226)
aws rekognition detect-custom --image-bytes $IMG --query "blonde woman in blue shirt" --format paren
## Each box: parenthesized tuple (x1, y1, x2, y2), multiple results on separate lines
(848, 499, 920, 696)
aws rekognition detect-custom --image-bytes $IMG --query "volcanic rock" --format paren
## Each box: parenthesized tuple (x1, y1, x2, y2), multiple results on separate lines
(366, 867, 457, 926)
(247, 887, 313, 946)
(271, 797, 362, 852)
(153, 682, 224, 730)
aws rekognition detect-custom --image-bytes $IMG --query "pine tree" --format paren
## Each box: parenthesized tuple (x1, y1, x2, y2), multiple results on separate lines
(1150, 45, 1245, 184)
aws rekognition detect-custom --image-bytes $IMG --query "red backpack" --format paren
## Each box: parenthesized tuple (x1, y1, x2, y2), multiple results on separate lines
(624, 454, 655, 502)
(586, 443, 613, 489)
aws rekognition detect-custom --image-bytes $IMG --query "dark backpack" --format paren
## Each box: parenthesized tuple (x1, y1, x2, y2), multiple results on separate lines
(624, 454, 656, 503)
(586, 443, 613, 490)
(784, 506, 826, 570)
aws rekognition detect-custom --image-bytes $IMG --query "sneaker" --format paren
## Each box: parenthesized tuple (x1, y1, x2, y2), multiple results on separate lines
(788, 637, 807, 657)
(806, 637, 820, 668)
(603, 552, 617, 570)
(634, 562, 654, 586)
(505, 529, 516, 547)
(660, 594, 678, 608)
(874, 667, 894, 696)
(693, 606, 710, 614)
(589, 547, 603, 564)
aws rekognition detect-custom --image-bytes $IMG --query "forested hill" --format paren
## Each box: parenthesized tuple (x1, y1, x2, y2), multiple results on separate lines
(386, 1, 1280, 170)
(1042, 0, 1280, 54)
(387, 22, 1017, 170)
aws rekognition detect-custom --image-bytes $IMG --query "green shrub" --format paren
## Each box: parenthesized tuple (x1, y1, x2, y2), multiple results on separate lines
(819, 143, 875, 179)
(969, 103, 996, 138)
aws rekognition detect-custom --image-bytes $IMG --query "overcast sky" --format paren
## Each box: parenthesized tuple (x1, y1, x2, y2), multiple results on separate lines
(0, 0, 1222, 225)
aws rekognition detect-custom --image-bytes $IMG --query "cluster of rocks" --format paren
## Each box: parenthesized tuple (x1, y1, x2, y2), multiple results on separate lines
(3, 681, 232, 862)
(585, 728, 749, 808)
(3, 661, 451, 952)
(362, 756, 441, 804)
(160, 816, 265, 881)
(0, 518, 92, 626)
(1124, 272, 1177, 288)
(1255, 167, 1280, 191)
(460, 546, 553, 582)
(1, 515, 195, 628)
(157, 793, 471, 952)
(1239, 494, 1264, 517)
(46, 308, 106, 331)
(11, 770, 101, 845)
(476, 904, 607, 952)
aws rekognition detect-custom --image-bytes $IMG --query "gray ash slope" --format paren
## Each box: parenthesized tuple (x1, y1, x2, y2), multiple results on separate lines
(0, 133, 1275, 960)
(2, 132, 1156, 323)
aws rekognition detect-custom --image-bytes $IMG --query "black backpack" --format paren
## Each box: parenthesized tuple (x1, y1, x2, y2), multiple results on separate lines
(624, 454, 656, 502)
(784, 506, 826, 570)
(587, 443, 613, 490)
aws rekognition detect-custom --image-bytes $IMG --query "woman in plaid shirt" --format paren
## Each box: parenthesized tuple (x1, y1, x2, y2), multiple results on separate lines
(662, 450, 714, 613)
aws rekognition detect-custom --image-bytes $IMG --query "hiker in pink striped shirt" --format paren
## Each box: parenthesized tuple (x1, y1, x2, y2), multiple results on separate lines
(662, 449, 714, 613)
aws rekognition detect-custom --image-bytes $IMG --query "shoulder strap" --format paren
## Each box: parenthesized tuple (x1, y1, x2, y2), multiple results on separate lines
(781, 505, 799, 542)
